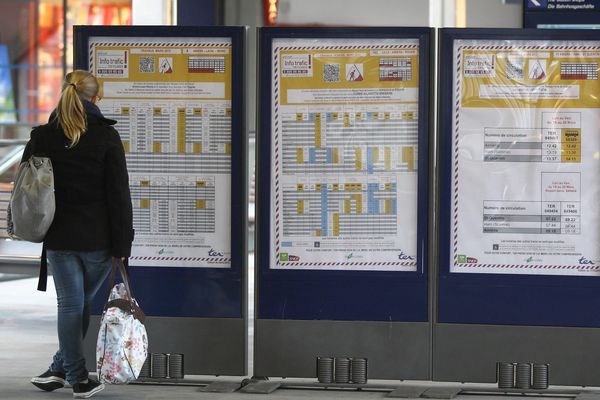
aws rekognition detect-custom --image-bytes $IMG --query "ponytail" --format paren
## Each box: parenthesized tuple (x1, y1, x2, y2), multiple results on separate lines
(56, 70, 100, 148)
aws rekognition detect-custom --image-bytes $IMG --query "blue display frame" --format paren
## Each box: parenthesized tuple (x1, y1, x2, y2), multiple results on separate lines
(74, 26, 246, 318)
(256, 27, 432, 322)
(438, 28, 600, 328)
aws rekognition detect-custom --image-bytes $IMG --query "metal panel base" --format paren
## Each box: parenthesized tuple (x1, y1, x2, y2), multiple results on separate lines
(199, 381, 242, 393)
(255, 319, 430, 380)
(387, 386, 428, 398)
(575, 392, 600, 400)
(421, 387, 461, 399)
(240, 381, 281, 394)
(434, 323, 600, 386)
(84, 316, 246, 376)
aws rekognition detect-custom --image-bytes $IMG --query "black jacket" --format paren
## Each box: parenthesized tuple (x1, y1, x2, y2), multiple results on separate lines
(22, 101, 134, 258)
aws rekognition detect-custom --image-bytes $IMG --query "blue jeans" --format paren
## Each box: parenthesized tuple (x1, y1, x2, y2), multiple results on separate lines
(47, 249, 112, 385)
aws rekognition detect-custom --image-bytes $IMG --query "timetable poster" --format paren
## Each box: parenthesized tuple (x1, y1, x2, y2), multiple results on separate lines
(89, 37, 232, 268)
(451, 39, 600, 275)
(270, 38, 421, 271)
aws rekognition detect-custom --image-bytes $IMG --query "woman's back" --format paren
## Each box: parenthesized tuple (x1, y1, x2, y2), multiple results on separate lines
(23, 96, 133, 256)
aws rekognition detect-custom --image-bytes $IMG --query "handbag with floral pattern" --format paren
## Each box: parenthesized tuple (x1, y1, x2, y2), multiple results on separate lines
(96, 259, 148, 384)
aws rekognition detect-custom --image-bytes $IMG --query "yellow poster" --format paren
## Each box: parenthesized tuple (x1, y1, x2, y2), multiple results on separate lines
(270, 38, 421, 271)
(450, 39, 600, 276)
(90, 37, 233, 268)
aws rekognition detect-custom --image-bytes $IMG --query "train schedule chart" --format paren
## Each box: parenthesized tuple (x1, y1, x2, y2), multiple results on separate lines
(89, 37, 232, 268)
(270, 38, 421, 271)
(451, 40, 600, 275)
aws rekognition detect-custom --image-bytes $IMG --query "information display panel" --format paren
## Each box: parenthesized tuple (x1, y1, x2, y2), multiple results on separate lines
(75, 26, 245, 318)
(438, 29, 600, 327)
(257, 27, 431, 321)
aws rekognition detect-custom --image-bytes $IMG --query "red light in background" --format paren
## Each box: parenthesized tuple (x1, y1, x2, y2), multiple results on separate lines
(263, 0, 278, 26)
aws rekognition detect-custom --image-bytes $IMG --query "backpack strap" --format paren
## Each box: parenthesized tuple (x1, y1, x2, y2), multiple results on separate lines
(30, 124, 50, 292)
(29, 123, 49, 157)
(37, 244, 47, 292)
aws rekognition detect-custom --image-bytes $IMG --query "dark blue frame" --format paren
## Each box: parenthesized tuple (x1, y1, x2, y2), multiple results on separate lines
(74, 26, 245, 318)
(256, 27, 432, 322)
(438, 28, 600, 328)
(177, 0, 220, 26)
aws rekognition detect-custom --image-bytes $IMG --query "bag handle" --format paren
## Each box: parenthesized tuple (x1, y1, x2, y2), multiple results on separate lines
(28, 123, 47, 157)
(29, 121, 56, 158)
(104, 258, 146, 323)
(106, 258, 135, 301)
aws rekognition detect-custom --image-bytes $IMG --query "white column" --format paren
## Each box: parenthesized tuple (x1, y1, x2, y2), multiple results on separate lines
(429, 0, 443, 28)
(443, 0, 457, 27)
(132, 0, 170, 25)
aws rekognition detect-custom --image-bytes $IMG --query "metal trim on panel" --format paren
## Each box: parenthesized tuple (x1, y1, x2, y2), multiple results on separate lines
(255, 319, 430, 380)
(74, 25, 247, 320)
(434, 323, 600, 386)
(255, 27, 433, 322)
(84, 316, 246, 376)
(254, 26, 433, 381)
(73, 25, 248, 377)
(437, 28, 600, 328)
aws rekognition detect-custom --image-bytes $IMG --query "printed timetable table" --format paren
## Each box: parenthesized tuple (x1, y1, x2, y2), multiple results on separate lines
(483, 200, 581, 234)
(483, 112, 581, 163)
(188, 57, 225, 73)
(482, 172, 581, 235)
(560, 62, 599, 80)
(379, 58, 412, 81)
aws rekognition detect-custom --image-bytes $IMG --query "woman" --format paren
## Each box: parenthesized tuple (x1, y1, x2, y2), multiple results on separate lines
(27, 70, 134, 398)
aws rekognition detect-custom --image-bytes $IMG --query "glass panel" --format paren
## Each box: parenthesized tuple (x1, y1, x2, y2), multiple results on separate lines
(0, 0, 179, 245)
(38, 0, 64, 124)
(0, 0, 178, 126)
(65, 0, 133, 70)
(0, 0, 52, 124)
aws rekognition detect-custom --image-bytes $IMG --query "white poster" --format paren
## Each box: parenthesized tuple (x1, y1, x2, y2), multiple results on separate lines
(90, 37, 233, 268)
(451, 39, 600, 275)
(270, 38, 422, 271)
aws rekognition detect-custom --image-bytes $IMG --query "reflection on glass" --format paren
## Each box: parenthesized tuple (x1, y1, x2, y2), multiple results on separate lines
(1, 0, 132, 123)
(0, 44, 16, 123)
(0, 0, 133, 241)
(65, 0, 133, 72)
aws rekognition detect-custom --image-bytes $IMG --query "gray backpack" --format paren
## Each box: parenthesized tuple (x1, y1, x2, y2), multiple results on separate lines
(7, 133, 55, 243)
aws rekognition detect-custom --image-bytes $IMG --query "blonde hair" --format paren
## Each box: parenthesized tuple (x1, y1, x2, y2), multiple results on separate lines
(56, 70, 100, 147)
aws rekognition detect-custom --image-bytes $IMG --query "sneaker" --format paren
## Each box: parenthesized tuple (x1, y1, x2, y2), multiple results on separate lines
(30, 369, 66, 391)
(73, 379, 105, 399)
